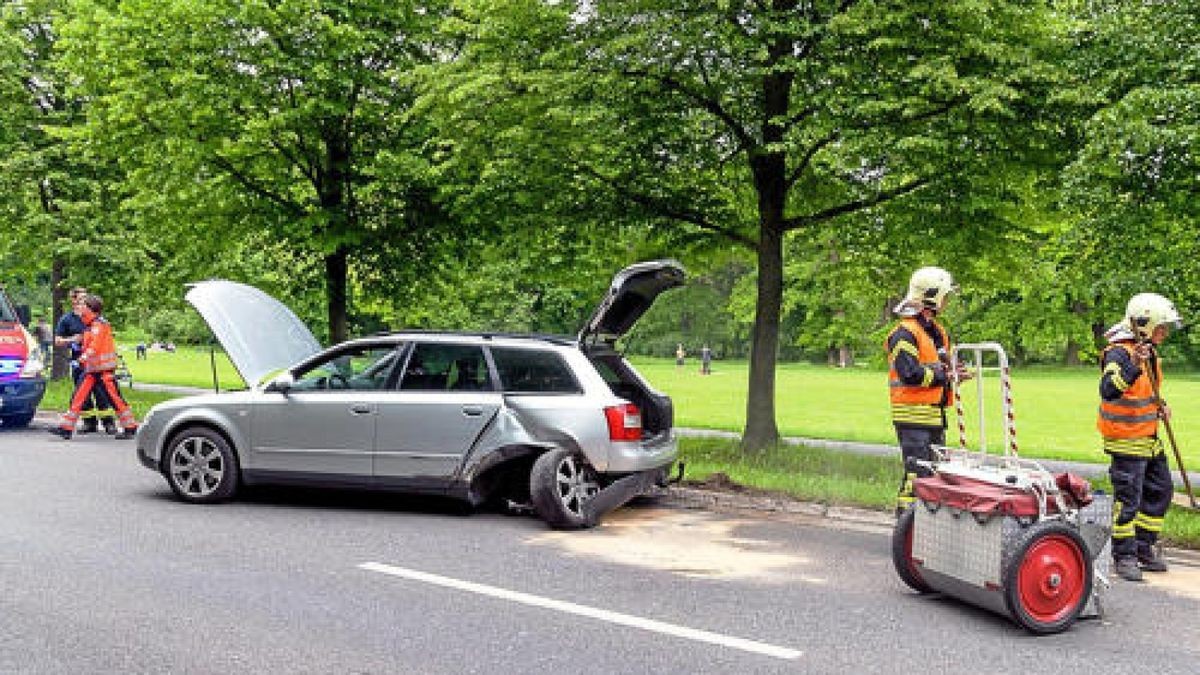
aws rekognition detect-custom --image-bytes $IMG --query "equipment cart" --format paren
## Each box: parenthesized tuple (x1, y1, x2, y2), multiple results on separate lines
(892, 343, 1110, 634)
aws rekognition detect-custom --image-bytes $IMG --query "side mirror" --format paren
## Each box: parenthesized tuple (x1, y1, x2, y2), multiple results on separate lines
(265, 372, 294, 394)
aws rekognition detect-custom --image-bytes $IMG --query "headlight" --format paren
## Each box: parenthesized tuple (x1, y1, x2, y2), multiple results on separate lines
(19, 353, 43, 378)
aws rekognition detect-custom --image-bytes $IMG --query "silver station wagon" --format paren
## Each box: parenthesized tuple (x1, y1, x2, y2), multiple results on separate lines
(136, 261, 684, 528)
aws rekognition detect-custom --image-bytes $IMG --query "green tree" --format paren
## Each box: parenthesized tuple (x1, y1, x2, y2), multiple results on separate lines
(433, 0, 1066, 449)
(59, 0, 456, 343)
(1059, 0, 1200, 357)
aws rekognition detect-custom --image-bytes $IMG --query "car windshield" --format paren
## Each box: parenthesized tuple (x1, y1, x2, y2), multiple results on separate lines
(0, 291, 17, 323)
(292, 345, 403, 391)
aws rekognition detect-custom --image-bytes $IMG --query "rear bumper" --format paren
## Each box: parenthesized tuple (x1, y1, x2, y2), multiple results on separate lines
(0, 377, 46, 416)
(604, 431, 678, 473)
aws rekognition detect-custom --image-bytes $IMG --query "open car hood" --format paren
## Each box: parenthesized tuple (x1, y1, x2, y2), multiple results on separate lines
(185, 280, 322, 387)
(578, 260, 686, 344)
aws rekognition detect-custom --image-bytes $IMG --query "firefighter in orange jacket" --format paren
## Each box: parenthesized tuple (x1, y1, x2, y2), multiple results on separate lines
(885, 266, 972, 515)
(1099, 293, 1181, 581)
(50, 294, 138, 440)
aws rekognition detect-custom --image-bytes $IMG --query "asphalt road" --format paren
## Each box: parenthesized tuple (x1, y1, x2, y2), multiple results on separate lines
(2, 424, 1199, 674)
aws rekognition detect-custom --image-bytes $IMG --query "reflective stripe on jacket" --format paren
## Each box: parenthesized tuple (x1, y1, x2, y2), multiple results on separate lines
(1097, 342, 1162, 457)
(886, 317, 953, 427)
(80, 318, 119, 373)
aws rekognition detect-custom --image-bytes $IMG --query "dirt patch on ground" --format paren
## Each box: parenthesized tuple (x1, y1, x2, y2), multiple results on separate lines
(526, 506, 821, 583)
(1146, 563, 1200, 602)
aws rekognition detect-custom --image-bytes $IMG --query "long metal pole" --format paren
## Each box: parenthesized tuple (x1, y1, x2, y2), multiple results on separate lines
(1145, 346, 1197, 509)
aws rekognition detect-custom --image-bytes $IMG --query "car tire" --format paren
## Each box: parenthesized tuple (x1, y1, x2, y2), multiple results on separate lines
(0, 412, 35, 428)
(164, 426, 239, 504)
(530, 448, 600, 530)
(892, 507, 933, 594)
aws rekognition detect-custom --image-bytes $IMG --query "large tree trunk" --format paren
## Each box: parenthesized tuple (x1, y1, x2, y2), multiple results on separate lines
(320, 128, 352, 344)
(325, 247, 348, 345)
(49, 256, 69, 380)
(742, 223, 783, 451)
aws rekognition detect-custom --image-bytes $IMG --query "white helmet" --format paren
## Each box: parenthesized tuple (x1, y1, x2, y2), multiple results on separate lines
(1126, 293, 1182, 340)
(904, 266, 957, 312)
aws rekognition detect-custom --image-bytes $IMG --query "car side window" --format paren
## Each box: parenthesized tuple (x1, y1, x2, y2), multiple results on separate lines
(490, 347, 581, 394)
(292, 345, 403, 392)
(399, 343, 492, 392)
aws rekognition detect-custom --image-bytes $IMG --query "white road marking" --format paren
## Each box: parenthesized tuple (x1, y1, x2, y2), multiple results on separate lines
(358, 562, 802, 660)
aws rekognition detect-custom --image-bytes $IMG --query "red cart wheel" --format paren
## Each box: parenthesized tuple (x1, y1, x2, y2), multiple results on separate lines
(892, 508, 932, 593)
(1003, 521, 1092, 634)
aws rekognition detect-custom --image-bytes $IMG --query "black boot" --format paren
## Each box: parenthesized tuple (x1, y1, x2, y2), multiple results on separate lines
(1115, 556, 1143, 582)
(1138, 544, 1169, 572)
(46, 427, 73, 440)
(78, 420, 99, 434)
(102, 419, 118, 435)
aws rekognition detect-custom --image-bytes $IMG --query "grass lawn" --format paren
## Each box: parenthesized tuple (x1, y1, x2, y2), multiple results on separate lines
(631, 357, 1200, 468)
(119, 344, 244, 390)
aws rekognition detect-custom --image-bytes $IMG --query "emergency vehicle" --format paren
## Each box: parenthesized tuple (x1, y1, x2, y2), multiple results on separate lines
(0, 285, 46, 428)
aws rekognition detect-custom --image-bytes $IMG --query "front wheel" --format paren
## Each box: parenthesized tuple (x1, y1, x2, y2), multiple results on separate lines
(1002, 521, 1092, 635)
(529, 448, 600, 529)
(164, 427, 239, 504)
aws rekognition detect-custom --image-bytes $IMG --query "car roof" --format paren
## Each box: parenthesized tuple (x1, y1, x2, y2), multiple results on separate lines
(351, 330, 579, 349)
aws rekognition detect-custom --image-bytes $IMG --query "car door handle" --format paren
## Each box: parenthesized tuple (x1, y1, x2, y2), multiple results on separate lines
(462, 405, 484, 417)
(350, 404, 374, 415)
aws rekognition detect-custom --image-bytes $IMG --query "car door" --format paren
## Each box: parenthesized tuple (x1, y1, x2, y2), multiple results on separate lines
(373, 342, 500, 488)
(251, 343, 403, 482)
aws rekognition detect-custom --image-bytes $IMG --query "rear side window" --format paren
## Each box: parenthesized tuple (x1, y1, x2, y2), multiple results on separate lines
(400, 343, 493, 391)
(491, 347, 581, 394)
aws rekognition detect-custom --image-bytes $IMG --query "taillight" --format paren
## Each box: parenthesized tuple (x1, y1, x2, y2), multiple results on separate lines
(604, 403, 642, 442)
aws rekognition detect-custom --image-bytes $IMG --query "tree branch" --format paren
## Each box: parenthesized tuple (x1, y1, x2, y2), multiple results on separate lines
(783, 176, 931, 230)
(624, 69, 756, 152)
(785, 129, 839, 188)
(582, 166, 758, 249)
(209, 152, 307, 217)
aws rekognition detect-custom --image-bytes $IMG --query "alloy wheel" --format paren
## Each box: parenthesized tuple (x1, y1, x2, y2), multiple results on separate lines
(169, 436, 226, 499)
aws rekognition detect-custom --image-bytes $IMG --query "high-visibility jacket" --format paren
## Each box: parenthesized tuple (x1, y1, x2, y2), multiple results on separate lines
(886, 317, 953, 427)
(1097, 342, 1163, 457)
(80, 318, 119, 373)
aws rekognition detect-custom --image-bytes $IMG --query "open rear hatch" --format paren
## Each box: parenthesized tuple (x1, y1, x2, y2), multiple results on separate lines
(577, 260, 686, 346)
(579, 260, 685, 439)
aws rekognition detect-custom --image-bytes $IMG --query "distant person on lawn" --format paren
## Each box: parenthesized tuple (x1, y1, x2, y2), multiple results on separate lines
(884, 266, 972, 517)
(50, 294, 139, 441)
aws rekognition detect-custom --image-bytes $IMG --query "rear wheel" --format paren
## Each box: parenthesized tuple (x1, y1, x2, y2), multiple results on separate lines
(892, 508, 933, 593)
(1002, 521, 1092, 635)
(164, 427, 239, 504)
(530, 448, 600, 529)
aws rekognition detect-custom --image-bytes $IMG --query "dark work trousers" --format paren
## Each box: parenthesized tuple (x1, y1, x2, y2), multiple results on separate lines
(896, 424, 946, 476)
(894, 424, 946, 510)
(71, 361, 114, 427)
(1109, 451, 1173, 558)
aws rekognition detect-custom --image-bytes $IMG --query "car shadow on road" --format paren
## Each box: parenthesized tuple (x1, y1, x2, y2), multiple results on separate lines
(137, 483, 499, 521)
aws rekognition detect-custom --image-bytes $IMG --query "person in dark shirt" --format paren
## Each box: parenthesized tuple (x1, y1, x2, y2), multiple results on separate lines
(54, 287, 115, 434)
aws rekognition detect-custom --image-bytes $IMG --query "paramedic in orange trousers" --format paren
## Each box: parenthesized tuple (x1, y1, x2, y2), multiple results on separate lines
(49, 294, 138, 440)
